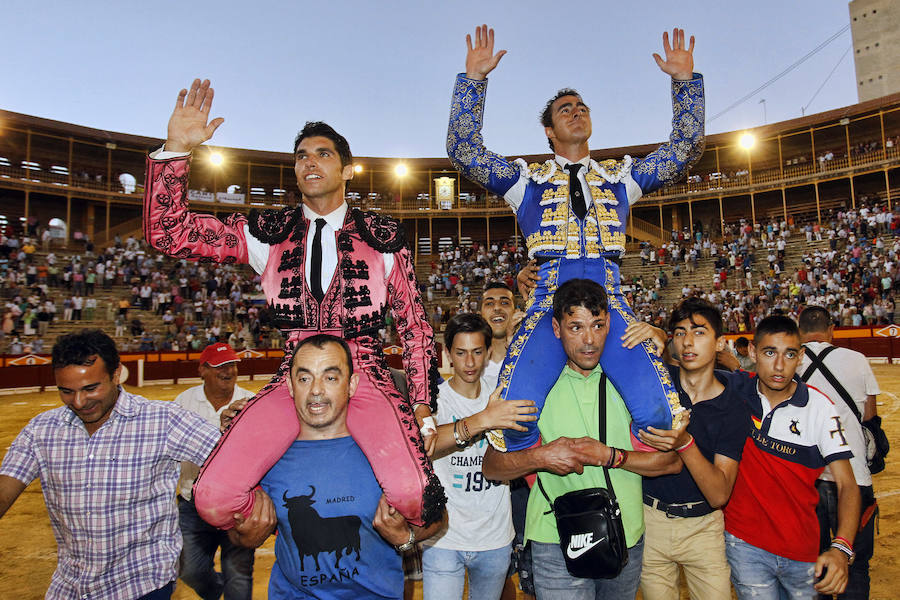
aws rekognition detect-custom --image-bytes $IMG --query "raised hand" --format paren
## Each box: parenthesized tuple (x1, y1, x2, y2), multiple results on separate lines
(166, 79, 225, 153)
(638, 412, 693, 452)
(652, 28, 695, 81)
(516, 260, 539, 299)
(479, 397, 538, 433)
(621, 321, 668, 355)
(219, 397, 248, 432)
(465, 24, 507, 80)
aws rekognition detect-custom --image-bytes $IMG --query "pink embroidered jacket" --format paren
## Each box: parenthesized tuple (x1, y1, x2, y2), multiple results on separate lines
(143, 155, 438, 409)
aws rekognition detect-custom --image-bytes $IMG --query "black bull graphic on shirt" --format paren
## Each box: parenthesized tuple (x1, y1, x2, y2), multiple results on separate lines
(283, 486, 363, 571)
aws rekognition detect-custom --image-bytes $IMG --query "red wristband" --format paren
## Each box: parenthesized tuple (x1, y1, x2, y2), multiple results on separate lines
(832, 536, 853, 551)
(676, 435, 695, 453)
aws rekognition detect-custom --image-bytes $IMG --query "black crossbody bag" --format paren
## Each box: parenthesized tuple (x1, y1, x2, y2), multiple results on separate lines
(536, 373, 629, 579)
(801, 345, 890, 474)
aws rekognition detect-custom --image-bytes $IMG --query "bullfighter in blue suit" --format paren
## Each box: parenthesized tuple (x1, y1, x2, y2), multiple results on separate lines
(447, 25, 705, 452)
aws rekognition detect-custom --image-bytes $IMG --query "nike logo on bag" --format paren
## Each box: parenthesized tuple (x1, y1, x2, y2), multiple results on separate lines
(566, 533, 606, 559)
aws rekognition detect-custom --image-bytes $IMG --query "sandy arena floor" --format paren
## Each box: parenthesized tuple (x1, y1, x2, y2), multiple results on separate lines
(1, 368, 899, 600)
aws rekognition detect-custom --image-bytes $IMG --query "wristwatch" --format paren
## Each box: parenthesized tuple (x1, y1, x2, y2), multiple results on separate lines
(395, 526, 416, 552)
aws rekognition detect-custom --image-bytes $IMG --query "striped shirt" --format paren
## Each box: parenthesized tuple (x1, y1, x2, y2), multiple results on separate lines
(0, 388, 220, 599)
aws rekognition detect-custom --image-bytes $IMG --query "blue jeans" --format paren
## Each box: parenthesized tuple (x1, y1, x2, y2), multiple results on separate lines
(178, 497, 254, 600)
(421, 544, 511, 600)
(531, 536, 643, 600)
(725, 531, 815, 600)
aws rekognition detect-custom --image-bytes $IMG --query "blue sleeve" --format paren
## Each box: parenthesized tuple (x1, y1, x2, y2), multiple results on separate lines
(630, 74, 706, 195)
(447, 74, 522, 197)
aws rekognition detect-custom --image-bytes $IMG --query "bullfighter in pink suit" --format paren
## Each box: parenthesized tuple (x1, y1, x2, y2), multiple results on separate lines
(143, 79, 445, 529)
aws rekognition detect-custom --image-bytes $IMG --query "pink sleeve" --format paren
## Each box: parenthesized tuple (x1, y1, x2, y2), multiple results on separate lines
(387, 245, 438, 410)
(143, 155, 250, 264)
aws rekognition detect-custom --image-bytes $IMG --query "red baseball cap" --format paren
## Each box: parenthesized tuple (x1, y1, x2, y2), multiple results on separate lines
(200, 343, 240, 367)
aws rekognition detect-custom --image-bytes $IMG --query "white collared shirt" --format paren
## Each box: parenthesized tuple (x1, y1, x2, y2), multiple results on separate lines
(173, 383, 254, 500)
(554, 154, 592, 206)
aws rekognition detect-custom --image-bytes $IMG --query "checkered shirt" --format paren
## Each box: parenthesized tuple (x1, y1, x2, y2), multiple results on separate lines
(0, 388, 220, 599)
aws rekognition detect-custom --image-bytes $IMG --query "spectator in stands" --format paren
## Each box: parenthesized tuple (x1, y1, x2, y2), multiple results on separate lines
(71, 295, 84, 321)
(732, 336, 756, 371)
(0, 329, 221, 599)
(37, 305, 51, 337)
(131, 318, 144, 337)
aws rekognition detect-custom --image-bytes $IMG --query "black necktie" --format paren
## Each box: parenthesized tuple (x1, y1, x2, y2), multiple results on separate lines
(310, 218, 326, 302)
(566, 163, 587, 220)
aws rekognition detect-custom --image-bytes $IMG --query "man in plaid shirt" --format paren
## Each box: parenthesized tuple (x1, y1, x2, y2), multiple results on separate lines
(0, 330, 221, 599)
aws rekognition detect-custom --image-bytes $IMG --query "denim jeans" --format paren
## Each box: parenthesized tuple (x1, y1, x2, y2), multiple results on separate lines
(816, 481, 876, 600)
(725, 531, 815, 600)
(178, 497, 254, 600)
(421, 543, 511, 600)
(531, 536, 643, 600)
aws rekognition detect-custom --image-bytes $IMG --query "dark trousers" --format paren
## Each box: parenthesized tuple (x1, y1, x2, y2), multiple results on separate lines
(816, 480, 876, 600)
(178, 497, 254, 600)
(137, 581, 174, 600)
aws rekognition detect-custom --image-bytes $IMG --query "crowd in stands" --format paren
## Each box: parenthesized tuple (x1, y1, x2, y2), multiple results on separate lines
(683, 136, 899, 186)
(0, 230, 283, 355)
(422, 241, 525, 332)
(627, 198, 900, 333)
(2, 194, 900, 355)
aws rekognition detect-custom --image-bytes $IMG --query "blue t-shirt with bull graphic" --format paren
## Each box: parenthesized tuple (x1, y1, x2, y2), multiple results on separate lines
(260, 436, 402, 599)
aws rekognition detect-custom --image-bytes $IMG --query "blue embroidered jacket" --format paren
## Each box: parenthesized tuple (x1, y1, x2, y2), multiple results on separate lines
(447, 73, 705, 259)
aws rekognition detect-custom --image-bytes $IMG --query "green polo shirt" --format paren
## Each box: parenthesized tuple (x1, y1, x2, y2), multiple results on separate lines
(525, 364, 644, 547)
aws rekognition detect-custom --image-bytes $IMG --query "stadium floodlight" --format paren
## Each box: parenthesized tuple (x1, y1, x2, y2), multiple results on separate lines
(354, 164, 363, 173)
(394, 164, 408, 177)
(739, 133, 756, 150)
(209, 152, 224, 166)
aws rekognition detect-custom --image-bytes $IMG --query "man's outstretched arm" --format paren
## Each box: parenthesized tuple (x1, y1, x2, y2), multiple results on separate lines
(630, 28, 705, 197)
(447, 25, 523, 202)
(143, 79, 251, 265)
